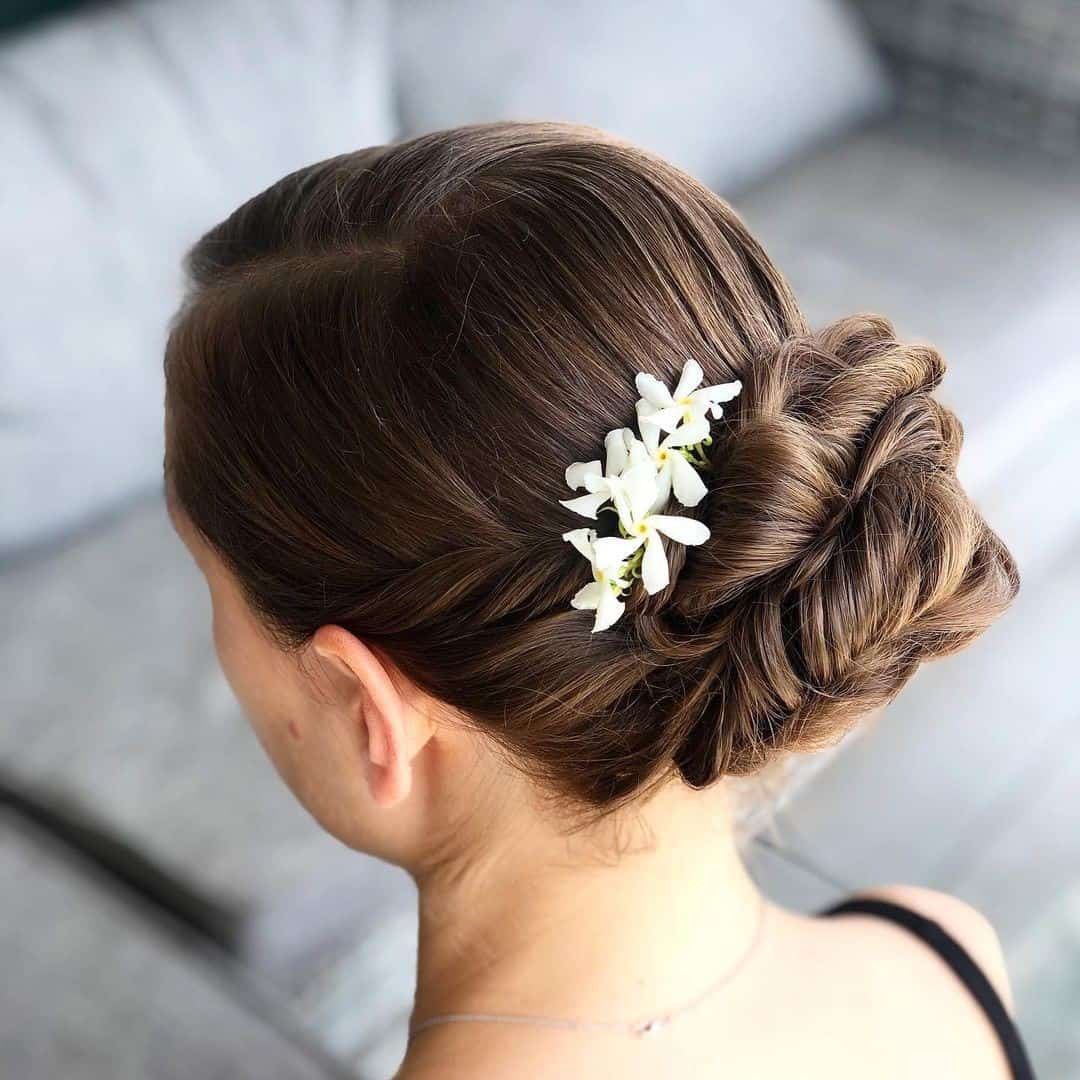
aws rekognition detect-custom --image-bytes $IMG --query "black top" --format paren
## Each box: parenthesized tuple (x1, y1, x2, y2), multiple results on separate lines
(820, 897, 1036, 1079)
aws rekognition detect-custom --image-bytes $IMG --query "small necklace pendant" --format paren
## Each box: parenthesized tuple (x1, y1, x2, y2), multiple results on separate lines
(635, 1017, 667, 1037)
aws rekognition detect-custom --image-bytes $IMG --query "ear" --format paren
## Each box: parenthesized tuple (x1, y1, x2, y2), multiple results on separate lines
(310, 625, 415, 808)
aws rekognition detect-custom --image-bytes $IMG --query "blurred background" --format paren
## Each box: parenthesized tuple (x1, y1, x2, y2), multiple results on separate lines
(2, 1, 1078, 1077)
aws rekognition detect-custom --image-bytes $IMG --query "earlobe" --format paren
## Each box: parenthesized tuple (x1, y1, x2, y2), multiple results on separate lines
(362, 682, 414, 808)
(311, 625, 414, 808)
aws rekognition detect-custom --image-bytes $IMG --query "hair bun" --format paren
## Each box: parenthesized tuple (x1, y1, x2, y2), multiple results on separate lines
(663, 314, 1019, 787)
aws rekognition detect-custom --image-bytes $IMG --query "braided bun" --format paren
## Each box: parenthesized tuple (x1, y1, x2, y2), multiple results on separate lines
(645, 314, 1019, 787)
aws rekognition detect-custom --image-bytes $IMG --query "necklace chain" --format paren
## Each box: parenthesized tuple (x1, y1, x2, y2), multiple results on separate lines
(408, 892, 768, 1042)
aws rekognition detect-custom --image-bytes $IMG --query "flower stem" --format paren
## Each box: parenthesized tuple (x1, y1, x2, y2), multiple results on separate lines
(681, 441, 712, 469)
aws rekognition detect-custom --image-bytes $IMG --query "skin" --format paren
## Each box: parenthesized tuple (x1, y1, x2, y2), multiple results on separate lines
(165, 486, 1019, 1079)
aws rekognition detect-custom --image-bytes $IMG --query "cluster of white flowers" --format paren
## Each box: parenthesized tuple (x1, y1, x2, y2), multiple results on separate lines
(560, 359, 742, 632)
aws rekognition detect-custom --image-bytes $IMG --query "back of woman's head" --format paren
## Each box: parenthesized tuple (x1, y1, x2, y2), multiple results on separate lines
(164, 121, 1018, 823)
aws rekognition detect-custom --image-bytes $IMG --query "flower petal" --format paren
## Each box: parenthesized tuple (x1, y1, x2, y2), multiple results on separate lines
(635, 371, 674, 409)
(559, 490, 610, 519)
(570, 581, 604, 610)
(582, 471, 611, 494)
(662, 418, 710, 449)
(593, 586, 625, 632)
(674, 358, 704, 400)
(592, 535, 643, 572)
(561, 527, 595, 560)
(668, 452, 708, 507)
(648, 463, 672, 515)
(619, 462, 662, 526)
(604, 428, 631, 477)
(636, 397, 659, 420)
(648, 514, 710, 545)
(641, 532, 669, 594)
(626, 433, 652, 468)
(636, 400, 662, 453)
(691, 379, 742, 405)
(642, 405, 685, 434)
(565, 459, 602, 490)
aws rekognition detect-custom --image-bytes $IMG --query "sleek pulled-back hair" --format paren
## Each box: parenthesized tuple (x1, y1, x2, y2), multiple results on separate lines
(164, 121, 1018, 822)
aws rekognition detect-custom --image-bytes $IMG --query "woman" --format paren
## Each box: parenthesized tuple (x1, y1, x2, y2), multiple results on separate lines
(163, 121, 1031, 1078)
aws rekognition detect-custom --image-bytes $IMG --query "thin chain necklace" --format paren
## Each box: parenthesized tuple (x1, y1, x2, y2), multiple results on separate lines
(407, 892, 768, 1043)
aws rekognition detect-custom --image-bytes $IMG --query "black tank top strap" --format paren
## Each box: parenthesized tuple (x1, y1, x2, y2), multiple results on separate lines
(820, 896, 1036, 1079)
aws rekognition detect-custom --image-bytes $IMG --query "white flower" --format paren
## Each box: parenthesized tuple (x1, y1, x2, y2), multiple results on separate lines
(561, 527, 643, 632)
(635, 407, 711, 512)
(598, 460, 711, 594)
(557, 357, 740, 630)
(560, 427, 654, 523)
(621, 513, 710, 595)
(636, 358, 742, 434)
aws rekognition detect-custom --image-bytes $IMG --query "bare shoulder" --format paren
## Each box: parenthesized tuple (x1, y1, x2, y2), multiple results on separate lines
(848, 883, 1014, 1014)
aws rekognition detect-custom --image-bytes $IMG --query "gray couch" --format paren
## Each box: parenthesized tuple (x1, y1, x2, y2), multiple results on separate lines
(3, 2, 1078, 1077)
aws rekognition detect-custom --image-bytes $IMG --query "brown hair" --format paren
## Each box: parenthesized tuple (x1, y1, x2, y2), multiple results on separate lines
(164, 121, 1018, 824)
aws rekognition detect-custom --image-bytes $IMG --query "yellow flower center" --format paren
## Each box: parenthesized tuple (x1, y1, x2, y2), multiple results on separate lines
(633, 521, 650, 536)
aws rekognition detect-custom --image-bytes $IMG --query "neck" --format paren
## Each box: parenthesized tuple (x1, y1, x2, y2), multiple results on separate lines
(407, 777, 764, 1031)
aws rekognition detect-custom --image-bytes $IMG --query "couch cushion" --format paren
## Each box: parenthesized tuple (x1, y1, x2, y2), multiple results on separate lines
(0, 0, 394, 555)
(392, 0, 889, 193)
(0, 818, 341, 1080)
